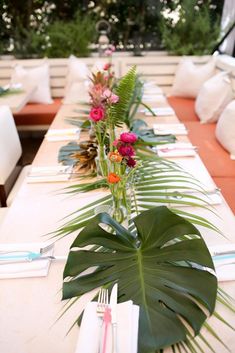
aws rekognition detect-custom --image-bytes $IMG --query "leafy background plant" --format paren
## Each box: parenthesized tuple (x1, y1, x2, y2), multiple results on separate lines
(161, 0, 221, 55)
(45, 12, 96, 58)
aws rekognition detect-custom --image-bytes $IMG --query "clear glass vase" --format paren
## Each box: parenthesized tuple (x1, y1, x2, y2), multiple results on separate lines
(110, 183, 132, 227)
(95, 145, 108, 177)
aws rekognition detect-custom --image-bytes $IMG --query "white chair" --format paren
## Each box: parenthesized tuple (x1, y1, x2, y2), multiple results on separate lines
(0, 105, 31, 207)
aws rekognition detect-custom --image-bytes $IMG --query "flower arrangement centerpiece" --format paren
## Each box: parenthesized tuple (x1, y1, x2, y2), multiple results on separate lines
(87, 51, 139, 224)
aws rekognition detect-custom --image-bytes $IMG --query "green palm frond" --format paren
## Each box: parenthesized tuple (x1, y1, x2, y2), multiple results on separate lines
(110, 65, 137, 127)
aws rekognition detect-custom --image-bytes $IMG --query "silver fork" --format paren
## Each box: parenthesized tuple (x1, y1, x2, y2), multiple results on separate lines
(96, 288, 109, 353)
(97, 288, 109, 319)
(0, 243, 54, 262)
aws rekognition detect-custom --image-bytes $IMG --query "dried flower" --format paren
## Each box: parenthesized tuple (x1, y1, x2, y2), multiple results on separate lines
(120, 132, 137, 144)
(89, 106, 105, 122)
(118, 144, 135, 157)
(107, 173, 121, 184)
(108, 151, 123, 163)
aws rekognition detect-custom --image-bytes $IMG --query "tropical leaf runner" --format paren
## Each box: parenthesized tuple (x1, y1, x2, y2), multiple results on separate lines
(63, 207, 217, 353)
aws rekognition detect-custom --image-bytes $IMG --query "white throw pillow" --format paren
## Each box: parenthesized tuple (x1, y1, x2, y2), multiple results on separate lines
(63, 81, 90, 104)
(195, 72, 233, 123)
(11, 62, 53, 104)
(216, 100, 235, 159)
(65, 55, 90, 94)
(171, 58, 215, 98)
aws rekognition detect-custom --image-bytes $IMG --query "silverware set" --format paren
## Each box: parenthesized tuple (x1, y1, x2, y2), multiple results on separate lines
(96, 284, 118, 353)
(0, 243, 67, 264)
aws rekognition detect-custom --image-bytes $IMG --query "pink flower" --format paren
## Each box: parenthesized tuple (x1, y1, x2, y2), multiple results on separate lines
(113, 139, 119, 147)
(127, 157, 137, 168)
(110, 45, 116, 52)
(103, 63, 111, 71)
(89, 83, 105, 106)
(89, 106, 105, 122)
(118, 144, 135, 157)
(102, 89, 119, 104)
(120, 132, 137, 144)
(110, 93, 119, 104)
(104, 49, 113, 56)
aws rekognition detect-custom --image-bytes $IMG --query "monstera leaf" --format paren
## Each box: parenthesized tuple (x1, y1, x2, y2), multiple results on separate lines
(63, 206, 217, 352)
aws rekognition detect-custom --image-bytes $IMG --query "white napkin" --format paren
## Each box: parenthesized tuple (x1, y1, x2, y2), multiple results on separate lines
(75, 301, 139, 353)
(154, 143, 197, 158)
(0, 242, 53, 279)
(142, 95, 167, 102)
(143, 82, 163, 94)
(209, 244, 235, 282)
(145, 107, 175, 116)
(27, 166, 72, 183)
(45, 128, 80, 142)
(153, 123, 188, 136)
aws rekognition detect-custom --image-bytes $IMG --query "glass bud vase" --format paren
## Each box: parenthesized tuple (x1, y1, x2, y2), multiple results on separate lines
(110, 183, 132, 227)
(95, 145, 108, 177)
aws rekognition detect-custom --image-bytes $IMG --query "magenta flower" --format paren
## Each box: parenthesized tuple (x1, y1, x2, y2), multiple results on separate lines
(127, 157, 137, 168)
(103, 63, 111, 71)
(120, 132, 137, 144)
(89, 106, 105, 122)
(118, 144, 135, 157)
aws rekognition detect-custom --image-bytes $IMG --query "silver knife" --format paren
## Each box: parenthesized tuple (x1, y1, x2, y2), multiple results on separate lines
(110, 283, 118, 353)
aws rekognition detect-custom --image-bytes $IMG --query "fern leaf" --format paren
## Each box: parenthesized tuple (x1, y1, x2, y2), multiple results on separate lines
(110, 65, 137, 126)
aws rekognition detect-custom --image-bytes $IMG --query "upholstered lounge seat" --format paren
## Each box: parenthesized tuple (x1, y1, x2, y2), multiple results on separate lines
(167, 96, 199, 122)
(13, 98, 62, 126)
(167, 96, 235, 213)
(184, 122, 235, 177)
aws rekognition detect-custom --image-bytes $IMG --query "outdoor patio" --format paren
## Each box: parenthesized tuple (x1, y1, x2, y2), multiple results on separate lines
(0, 1, 235, 353)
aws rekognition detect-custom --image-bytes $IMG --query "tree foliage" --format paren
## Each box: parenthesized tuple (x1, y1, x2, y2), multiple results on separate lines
(161, 0, 221, 55)
(0, 0, 224, 57)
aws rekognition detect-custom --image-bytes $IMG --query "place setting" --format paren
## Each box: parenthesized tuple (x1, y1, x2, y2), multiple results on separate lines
(26, 165, 74, 183)
(75, 284, 139, 353)
(153, 142, 198, 157)
(45, 128, 81, 142)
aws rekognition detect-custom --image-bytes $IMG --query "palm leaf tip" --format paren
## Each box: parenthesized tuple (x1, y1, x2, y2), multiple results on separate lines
(62, 206, 217, 352)
(111, 65, 137, 126)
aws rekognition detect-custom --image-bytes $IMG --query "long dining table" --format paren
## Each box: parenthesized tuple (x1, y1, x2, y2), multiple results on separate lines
(0, 92, 235, 353)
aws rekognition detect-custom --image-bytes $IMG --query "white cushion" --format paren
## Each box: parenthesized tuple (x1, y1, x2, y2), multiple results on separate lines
(216, 100, 235, 158)
(11, 62, 53, 104)
(65, 55, 90, 95)
(171, 58, 215, 98)
(7, 165, 31, 206)
(195, 72, 234, 123)
(63, 81, 90, 104)
(0, 207, 9, 225)
(0, 106, 22, 184)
